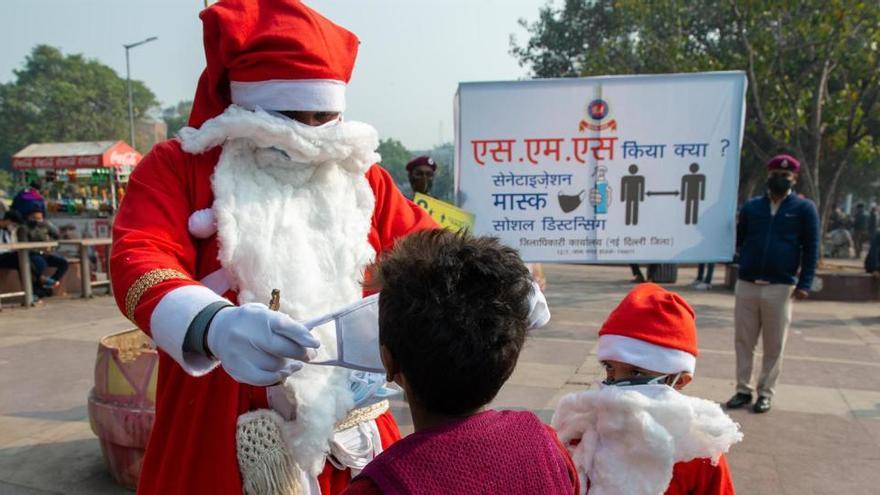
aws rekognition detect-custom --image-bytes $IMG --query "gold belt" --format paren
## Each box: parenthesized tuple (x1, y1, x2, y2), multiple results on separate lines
(335, 400, 390, 432)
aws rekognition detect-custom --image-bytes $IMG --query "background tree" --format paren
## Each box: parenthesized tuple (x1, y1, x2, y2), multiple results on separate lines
(511, 0, 879, 236)
(376, 138, 456, 202)
(0, 170, 12, 197)
(0, 45, 158, 169)
(162, 100, 193, 137)
(376, 138, 412, 193)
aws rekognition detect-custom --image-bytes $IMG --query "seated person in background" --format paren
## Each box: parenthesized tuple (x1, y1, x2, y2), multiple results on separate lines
(16, 209, 67, 292)
(11, 180, 46, 218)
(0, 210, 23, 256)
(553, 283, 741, 495)
(824, 226, 854, 259)
(344, 229, 578, 495)
(0, 210, 27, 270)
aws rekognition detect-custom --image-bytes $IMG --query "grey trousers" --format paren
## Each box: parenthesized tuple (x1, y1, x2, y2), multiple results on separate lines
(734, 280, 795, 398)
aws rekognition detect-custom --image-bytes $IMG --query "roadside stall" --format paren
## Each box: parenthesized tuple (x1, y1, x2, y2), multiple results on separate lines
(7, 141, 141, 297)
(11, 140, 141, 238)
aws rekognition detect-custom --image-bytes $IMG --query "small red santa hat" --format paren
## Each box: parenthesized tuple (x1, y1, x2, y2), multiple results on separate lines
(189, 0, 359, 127)
(597, 283, 698, 374)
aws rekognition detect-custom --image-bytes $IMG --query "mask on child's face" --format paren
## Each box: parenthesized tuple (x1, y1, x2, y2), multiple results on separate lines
(602, 372, 681, 388)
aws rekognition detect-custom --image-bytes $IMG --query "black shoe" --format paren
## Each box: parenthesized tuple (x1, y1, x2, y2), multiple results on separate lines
(753, 396, 771, 413)
(725, 393, 753, 409)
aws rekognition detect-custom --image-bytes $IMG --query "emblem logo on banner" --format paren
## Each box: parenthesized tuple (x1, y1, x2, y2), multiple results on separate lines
(579, 98, 618, 132)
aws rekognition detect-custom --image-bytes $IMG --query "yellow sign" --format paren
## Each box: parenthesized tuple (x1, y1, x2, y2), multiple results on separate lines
(413, 193, 475, 232)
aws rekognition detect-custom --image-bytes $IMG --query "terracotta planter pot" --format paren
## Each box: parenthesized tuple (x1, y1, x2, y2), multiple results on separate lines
(87, 329, 157, 490)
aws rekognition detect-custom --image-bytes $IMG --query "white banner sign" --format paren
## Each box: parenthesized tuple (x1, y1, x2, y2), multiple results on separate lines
(454, 72, 747, 263)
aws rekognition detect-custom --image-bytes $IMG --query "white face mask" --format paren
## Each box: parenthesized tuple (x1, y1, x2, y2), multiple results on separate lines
(527, 280, 551, 329)
(304, 282, 552, 373)
(305, 293, 384, 373)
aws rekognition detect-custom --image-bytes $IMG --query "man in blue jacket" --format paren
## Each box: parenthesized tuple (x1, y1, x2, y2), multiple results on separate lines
(726, 154, 819, 414)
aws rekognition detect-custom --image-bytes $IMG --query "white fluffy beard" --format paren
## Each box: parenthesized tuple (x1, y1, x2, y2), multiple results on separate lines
(180, 106, 379, 476)
(551, 384, 743, 495)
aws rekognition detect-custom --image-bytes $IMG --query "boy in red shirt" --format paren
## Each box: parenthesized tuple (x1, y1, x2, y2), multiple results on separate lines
(344, 230, 578, 495)
(553, 283, 741, 495)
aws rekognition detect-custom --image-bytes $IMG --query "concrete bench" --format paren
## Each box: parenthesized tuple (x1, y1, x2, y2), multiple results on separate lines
(58, 239, 113, 298)
(0, 241, 58, 307)
(0, 258, 86, 301)
(724, 263, 880, 300)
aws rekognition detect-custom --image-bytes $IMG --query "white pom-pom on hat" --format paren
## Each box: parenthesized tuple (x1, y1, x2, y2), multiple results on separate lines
(188, 208, 217, 239)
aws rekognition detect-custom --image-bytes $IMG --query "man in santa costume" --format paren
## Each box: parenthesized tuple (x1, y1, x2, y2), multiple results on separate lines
(110, 1, 436, 493)
(552, 284, 742, 495)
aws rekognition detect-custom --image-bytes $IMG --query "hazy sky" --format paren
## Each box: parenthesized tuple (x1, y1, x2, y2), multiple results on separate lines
(1, 0, 552, 150)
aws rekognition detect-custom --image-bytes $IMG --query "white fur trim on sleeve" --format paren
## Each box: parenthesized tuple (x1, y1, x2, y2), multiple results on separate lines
(230, 79, 346, 112)
(150, 284, 228, 376)
(597, 334, 696, 375)
(200, 268, 231, 296)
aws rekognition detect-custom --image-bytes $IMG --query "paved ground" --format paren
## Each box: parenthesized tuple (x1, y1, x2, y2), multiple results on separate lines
(1, 264, 879, 494)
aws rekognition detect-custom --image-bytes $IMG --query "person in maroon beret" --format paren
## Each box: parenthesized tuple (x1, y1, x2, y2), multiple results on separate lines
(726, 154, 819, 414)
(406, 155, 436, 198)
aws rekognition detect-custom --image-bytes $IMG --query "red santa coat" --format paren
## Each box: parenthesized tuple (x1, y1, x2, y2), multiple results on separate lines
(579, 455, 734, 495)
(665, 456, 735, 494)
(111, 139, 436, 494)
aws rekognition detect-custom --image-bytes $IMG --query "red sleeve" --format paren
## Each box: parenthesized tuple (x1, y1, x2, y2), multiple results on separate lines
(110, 140, 206, 332)
(366, 164, 438, 253)
(340, 477, 383, 495)
(544, 424, 581, 495)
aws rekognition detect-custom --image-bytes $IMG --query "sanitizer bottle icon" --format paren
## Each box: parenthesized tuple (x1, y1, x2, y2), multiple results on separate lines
(594, 166, 609, 214)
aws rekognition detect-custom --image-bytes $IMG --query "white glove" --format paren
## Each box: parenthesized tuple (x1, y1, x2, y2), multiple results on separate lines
(206, 303, 321, 386)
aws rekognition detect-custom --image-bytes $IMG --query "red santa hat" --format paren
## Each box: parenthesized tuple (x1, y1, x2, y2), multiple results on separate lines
(597, 283, 698, 374)
(189, 0, 359, 127)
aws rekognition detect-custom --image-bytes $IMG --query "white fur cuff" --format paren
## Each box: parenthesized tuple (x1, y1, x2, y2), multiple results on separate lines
(150, 284, 228, 376)
(597, 334, 696, 375)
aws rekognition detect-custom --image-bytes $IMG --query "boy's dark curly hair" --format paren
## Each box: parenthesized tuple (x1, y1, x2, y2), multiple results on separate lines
(369, 229, 533, 416)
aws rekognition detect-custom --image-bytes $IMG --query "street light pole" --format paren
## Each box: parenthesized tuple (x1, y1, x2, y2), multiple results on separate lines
(126, 47, 134, 149)
(120, 36, 157, 211)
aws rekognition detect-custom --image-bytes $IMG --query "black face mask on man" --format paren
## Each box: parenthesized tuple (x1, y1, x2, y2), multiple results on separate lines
(767, 175, 792, 195)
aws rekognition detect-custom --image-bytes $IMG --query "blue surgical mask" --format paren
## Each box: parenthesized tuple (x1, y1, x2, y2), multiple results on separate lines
(349, 370, 398, 407)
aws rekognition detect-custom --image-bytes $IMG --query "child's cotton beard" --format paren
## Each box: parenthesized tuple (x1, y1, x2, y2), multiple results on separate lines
(552, 384, 743, 495)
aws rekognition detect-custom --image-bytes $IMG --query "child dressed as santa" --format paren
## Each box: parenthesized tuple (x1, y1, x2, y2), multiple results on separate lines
(552, 283, 742, 495)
